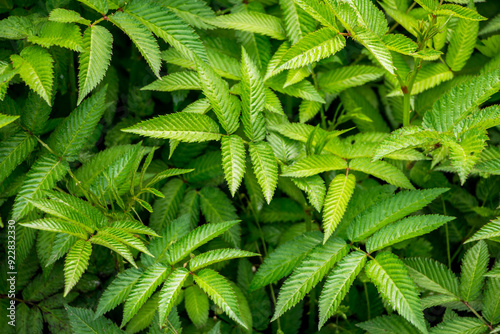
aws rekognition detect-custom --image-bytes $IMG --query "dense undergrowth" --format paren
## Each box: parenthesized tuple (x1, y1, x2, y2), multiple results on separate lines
(1, 0, 500, 333)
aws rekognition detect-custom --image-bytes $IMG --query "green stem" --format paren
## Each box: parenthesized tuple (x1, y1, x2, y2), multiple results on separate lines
(363, 282, 371, 320)
(463, 301, 494, 330)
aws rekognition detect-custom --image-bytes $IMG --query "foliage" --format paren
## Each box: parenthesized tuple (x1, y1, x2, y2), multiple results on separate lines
(1, 0, 500, 333)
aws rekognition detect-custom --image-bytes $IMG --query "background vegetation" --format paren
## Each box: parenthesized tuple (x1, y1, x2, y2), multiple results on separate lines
(1, 0, 500, 333)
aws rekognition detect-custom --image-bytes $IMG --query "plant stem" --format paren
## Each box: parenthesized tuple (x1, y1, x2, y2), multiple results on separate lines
(463, 301, 494, 330)
(363, 282, 371, 320)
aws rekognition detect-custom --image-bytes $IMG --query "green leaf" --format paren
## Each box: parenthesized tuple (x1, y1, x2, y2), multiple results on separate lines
(348, 157, 414, 189)
(194, 268, 247, 329)
(111, 221, 159, 237)
(352, 26, 395, 75)
(150, 178, 186, 233)
(484, 277, 500, 325)
(365, 252, 427, 334)
(322, 173, 356, 244)
(12, 154, 69, 220)
(429, 317, 488, 334)
(11, 46, 54, 106)
(95, 268, 143, 318)
(0, 113, 18, 128)
(292, 176, 326, 212)
(166, 220, 240, 265)
(272, 237, 348, 321)
(122, 112, 222, 142)
(348, 188, 448, 242)
(383, 33, 417, 55)
(185, 285, 209, 328)
(366, 215, 455, 253)
(194, 57, 240, 134)
(28, 22, 84, 51)
(64, 240, 92, 296)
(66, 306, 124, 334)
(221, 135, 246, 197)
(49, 8, 91, 25)
(318, 251, 366, 329)
(78, 25, 113, 105)
(422, 69, 500, 132)
(414, 0, 438, 11)
(249, 141, 279, 204)
(387, 63, 453, 97)
(47, 88, 107, 158)
(158, 267, 190, 326)
(293, 0, 338, 29)
(0, 16, 34, 39)
(277, 28, 345, 71)
(90, 235, 137, 268)
(190, 249, 259, 271)
(206, 12, 286, 40)
(142, 71, 201, 92)
(77, 0, 108, 14)
(122, 263, 170, 326)
(467, 218, 500, 243)
(0, 131, 36, 184)
(109, 11, 161, 78)
(446, 17, 478, 72)
(125, 0, 208, 63)
(99, 227, 152, 257)
(282, 154, 347, 178)
(162, 0, 216, 30)
(460, 240, 489, 302)
(241, 47, 266, 142)
(404, 258, 460, 297)
(435, 4, 486, 21)
(21, 218, 88, 239)
(267, 72, 325, 103)
(444, 128, 488, 184)
(250, 231, 323, 290)
(318, 65, 384, 95)
(357, 315, 421, 334)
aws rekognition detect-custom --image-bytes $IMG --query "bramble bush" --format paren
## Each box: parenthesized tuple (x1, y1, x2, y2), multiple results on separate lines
(1, 0, 500, 333)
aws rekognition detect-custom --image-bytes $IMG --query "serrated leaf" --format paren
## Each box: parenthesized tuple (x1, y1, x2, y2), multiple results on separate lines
(272, 237, 348, 321)
(0, 131, 36, 184)
(318, 65, 384, 95)
(221, 135, 246, 197)
(446, 16, 478, 72)
(28, 22, 84, 51)
(190, 249, 259, 272)
(292, 176, 326, 212)
(429, 317, 487, 334)
(348, 157, 414, 189)
(12, 154, 69, 220)
(0, 16, 35, 39)
(95, 268, 143, 318)
(293, 0, 338, 28)
(194, 57, 240, 134)
(322, 173, 356, 243)
(90, 235, 137, 268)
(206, 12, 286, 40)
(99, 227, 152, 256)
(365, 252, 427, 333)
(150, 178, 186, 233)
(109, 11, 161, 78)
(467, 218, 500, 243)
(194, 268, 246, 328)
(241, 47, 266, 142)
(250, 231, 323, 290)
(484, 277, 500, 325)
(11, 46, 54, 105)
(185, 285, 209, 328)
(282, 154, 347, 178)
(77, 0, 108, 14)
(348, 188, 448, 242)
(267, 72, 325, 102)
(142, 71, 201, 92)
(166, 220, 239, 265)
(158, 267, 190, 326)
(66, 306, 123, 334)
(352, 26, 395, 75)
(366, 215, 455, 253)
(125, 0, 208, 63)
(460, 240, 489, 302)
(123, 112, 222, 142)
(422, 69, 500, 132)
(64, 240, 92, 296)
(277, 28, 345, 71)
(435, 4, 486, 21)
(21, 218, 88, 239)
(78, 25, 113, 104)
(49, 8, 91, 25)
(404, 258, 460, 297)
(122, 263, 170, 326)
(249, 141, 278, 204)
(414, 0, 438, 11)
(47, 88, 107, 158)
(319, 251, 366, 329)
(357, 315, 421, 334)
